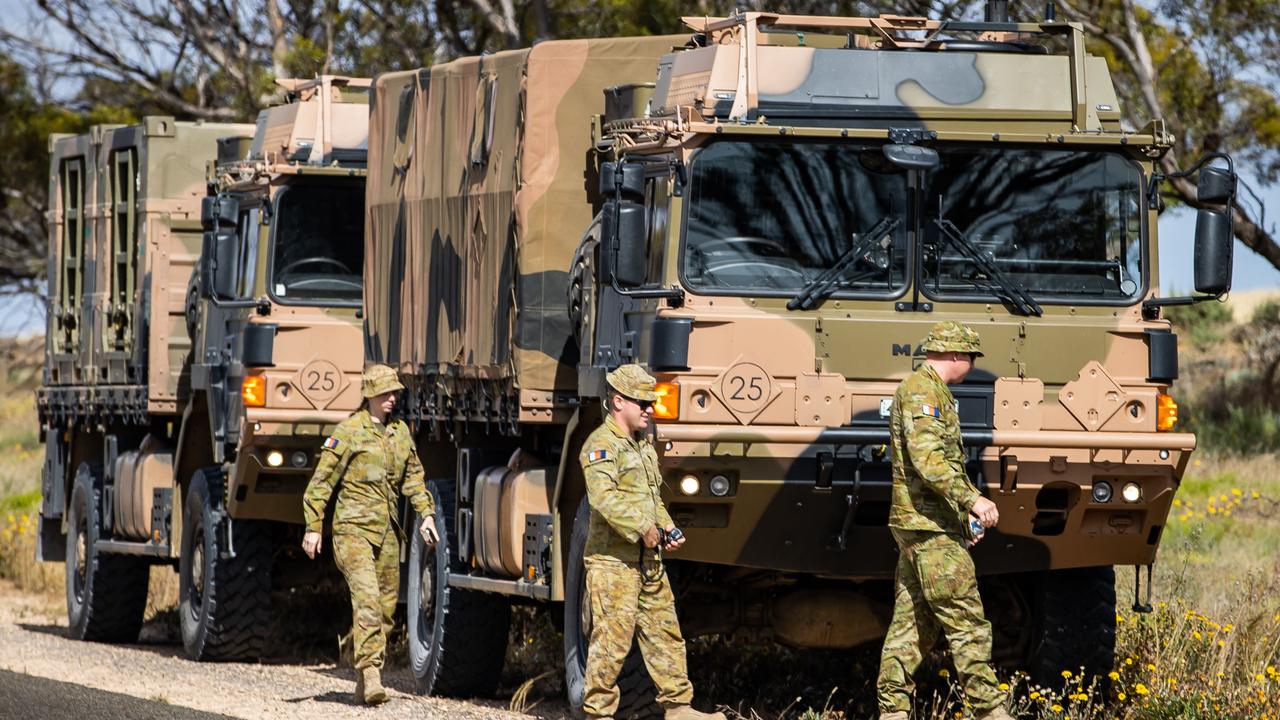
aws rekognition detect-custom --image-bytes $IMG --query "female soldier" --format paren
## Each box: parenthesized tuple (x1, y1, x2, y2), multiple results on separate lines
(301, 364, 438, 706)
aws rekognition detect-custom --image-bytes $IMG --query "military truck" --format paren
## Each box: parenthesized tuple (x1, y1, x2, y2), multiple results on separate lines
(365, 8, 1236, 712)
(36, 76, 371, 661)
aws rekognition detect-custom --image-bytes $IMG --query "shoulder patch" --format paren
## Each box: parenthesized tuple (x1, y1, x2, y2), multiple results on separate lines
(323, 436, 341, 450)
(920, 404, 941, 418)
(587, 448, 608, 464)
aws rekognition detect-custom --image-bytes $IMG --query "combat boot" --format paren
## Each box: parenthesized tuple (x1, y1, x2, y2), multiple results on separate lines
(976, 708, 1015, 720)
(664, 706, 726, 720)
(361, 667, 389, 705)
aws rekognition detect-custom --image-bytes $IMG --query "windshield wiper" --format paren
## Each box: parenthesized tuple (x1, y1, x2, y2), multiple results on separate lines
(787, 215, 901, 311)
(931, 217, 1043, 317)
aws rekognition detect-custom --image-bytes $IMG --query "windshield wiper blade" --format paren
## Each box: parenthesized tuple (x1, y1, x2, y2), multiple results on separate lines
(787, 215, 901, 311)
(932, 218, 1043, 317)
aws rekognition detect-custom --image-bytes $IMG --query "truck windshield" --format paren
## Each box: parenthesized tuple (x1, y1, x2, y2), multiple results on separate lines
(683, 141, 909, 296)
(922, 147, 1144, 302)
(270, 184, 364, 303)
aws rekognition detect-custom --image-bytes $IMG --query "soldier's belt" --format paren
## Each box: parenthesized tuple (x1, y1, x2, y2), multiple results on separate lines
(655, 425, 1196, 451)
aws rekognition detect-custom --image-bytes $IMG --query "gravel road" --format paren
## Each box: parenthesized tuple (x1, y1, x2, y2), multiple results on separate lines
(0, 583, 572, 720)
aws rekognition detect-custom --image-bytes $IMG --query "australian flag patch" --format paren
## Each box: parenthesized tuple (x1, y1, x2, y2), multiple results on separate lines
(921, 404, 941, 418)
(323, 436, 341, 450)
(587, 449, 608, 464)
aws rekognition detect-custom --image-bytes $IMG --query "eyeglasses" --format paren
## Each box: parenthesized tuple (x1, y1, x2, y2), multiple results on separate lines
(633, 399, 655, 411)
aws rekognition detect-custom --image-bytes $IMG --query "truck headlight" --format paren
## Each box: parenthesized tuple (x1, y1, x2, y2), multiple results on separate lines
(1121, 482, 1142, 503)
(1092, 481, 1113, 503)
(679, 474, 700, 496)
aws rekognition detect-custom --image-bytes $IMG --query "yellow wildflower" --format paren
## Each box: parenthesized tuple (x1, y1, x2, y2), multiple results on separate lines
(1118, 691, 1127, 700)
(1135, 683, 1149, 695)
(998, 682, 1009, 691)
(1109, 671, 1120, 681)
(939, 669, 949, 678)
(1051, 705, 1063, 713)
(1061, 670, 1072, 679)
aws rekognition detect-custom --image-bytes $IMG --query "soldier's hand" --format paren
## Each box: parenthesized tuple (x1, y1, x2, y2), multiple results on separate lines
(662, 525, 685, 551)
(642, 524, 661, 549)
(302, 531, 323, 559)
(419, 517, 439, 546)
(972, 496, 999, 529)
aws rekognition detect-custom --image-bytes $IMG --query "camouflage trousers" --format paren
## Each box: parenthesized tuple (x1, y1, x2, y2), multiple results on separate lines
(583, 555, 694, 717)
(333, 531, 400, 670)
(876, 529, 1004, 715)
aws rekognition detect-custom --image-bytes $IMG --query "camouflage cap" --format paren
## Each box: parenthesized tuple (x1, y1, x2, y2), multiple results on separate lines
(361, 364, 405, 398)
(605, 364, 658, 402)
(920, 321, 984, 356)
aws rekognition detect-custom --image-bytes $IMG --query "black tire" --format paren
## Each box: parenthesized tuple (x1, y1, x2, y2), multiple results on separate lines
(563, 496, 660, 720)
(179, 467, 273, 661)
(1030, 565, 1116, 685)
(65, 463, 149, 642)
(408, 478, 511, 697)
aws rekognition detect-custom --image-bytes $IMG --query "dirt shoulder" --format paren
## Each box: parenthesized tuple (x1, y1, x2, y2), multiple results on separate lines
(0, 582, 569, 720)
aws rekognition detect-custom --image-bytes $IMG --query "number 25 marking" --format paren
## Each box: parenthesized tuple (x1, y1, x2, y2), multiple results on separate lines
(728, 375, 764, 401)
(306, 370, 336, 392)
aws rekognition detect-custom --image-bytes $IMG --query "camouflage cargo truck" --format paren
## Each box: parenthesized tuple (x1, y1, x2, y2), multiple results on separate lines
(36, 76, 371, 661)
(364, 9, 1236, 710)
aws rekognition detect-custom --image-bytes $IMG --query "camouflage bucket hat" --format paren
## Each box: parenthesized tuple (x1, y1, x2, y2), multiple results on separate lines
(361, 364, 405, 398)
(920, 321, 984, 356)
(606, 364, 658, 402)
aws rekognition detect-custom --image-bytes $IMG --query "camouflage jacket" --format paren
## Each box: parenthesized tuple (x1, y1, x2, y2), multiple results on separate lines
(580, 415, 673, 562)
(888, 363, 981, 535)
(302, 409, 434, 546)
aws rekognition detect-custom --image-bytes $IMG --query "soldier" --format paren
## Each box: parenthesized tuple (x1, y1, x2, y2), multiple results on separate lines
(301, 364, 439, 706)
(579, 364, 725, 720)
(876, 322, 1011, 720)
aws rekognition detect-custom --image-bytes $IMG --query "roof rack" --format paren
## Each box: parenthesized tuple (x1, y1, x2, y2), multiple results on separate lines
(681, 11, 1089, 126)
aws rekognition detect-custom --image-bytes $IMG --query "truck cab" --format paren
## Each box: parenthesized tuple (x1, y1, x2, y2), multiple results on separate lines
(192, 76, 369, 525)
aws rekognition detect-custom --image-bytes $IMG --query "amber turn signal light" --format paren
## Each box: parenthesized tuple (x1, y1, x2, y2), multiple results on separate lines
(653, 381, 679, 420)
(1156, 393, 1178, 432)
(242, 375, 267, 408)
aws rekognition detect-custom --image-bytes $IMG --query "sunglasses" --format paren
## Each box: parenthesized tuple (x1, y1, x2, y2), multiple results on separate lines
(618, 395, 655, 411)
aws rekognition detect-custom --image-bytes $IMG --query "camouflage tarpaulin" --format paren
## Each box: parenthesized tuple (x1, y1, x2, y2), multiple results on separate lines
(366, 36, 684, 395)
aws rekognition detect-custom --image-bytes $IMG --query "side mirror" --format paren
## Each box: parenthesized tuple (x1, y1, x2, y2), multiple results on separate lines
(601, 200, 647, 288)
(203, 196, 240, 299)
(1193, 208, 1232, 296)
(1197, 166, 1236, 205)
(882, 143, 940, 171)
(599, 161, 648, 288)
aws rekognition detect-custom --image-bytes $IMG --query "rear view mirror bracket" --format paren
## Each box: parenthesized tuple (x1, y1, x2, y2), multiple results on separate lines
(1143, 152, 1237, 318)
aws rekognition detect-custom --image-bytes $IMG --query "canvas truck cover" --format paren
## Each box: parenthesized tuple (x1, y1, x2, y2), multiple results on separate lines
(366, 35, 684, 398)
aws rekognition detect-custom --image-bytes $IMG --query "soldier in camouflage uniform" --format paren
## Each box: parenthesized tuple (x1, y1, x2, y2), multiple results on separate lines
(579, 364, 725, 720)
(301, 364, 438, 706)
(876, 322, 1011, 720)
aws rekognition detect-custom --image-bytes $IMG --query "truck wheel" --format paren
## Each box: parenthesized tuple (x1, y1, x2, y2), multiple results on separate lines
(65, 463, 149, 642)
(408, 478, 511, 696)
(563, 497, 661, 720)
(179, 467, 273, 661)
(1030, 566, 1116, 684)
